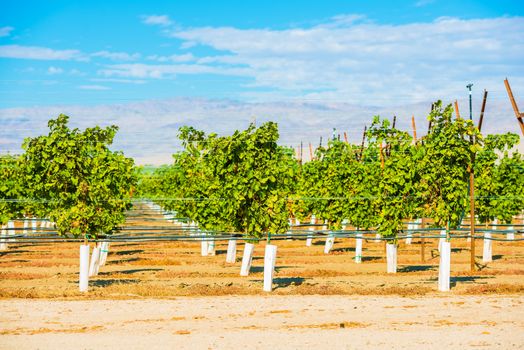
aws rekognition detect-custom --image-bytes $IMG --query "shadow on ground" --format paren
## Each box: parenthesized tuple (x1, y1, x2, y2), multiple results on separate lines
(398, 265, 436, 273)
(273, 277, 306, 289)
(90, 279, 140, 287)
(114, 249, 145, 256)
(98, 268, 163, 276)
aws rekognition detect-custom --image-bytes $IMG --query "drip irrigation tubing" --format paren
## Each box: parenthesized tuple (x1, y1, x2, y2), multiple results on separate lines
(2, 230, 523, 243)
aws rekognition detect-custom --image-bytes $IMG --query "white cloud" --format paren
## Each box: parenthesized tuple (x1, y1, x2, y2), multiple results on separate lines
(78, 84, 110, 90)
(91, 50, 140, 61)
(90, 78, 146, 84)
(146, 53, 195, 62)
(156, 16, 524, 104)
(0, 45, 85, 61)
(47, 66, 63, 75)
(0, 26, 14, 37)
(98, 63, 251, 79)
(141, 15, 172, 27)
(323, 14, 367, 27)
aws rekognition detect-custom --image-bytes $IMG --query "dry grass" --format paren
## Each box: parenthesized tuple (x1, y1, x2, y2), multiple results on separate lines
(0, 325, 104, 335)
(454, 269, 524, 276)
(268, 309, 291, 314)
(132, 258, 183, 266)
(460, 283, 524, 295)
(288, 321, 369, 329)
(0, 271, 51, 279)
(433, 320, 497, 327)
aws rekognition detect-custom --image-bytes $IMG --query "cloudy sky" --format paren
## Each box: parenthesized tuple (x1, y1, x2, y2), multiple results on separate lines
(1, 0, 523, 164)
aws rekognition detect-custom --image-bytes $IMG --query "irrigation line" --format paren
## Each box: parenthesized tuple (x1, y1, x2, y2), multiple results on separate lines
(2, 231, 523, 243)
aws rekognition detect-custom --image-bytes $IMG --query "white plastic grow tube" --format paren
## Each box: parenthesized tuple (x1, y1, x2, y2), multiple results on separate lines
(324, 232, 335, 254)
(79, 244, 90, 292)
(240, 243, 254, 276)
(99, 241, 110, 266)
(226, 239, 237, 263)
(405, 223, 413, 245)
(386, 243, 397, 273)
(89, 245, 101, 277)
(7, 221, 15, 242)
(438, 229, 446, 252)
(355, 232, 363, 263)
(306, 215, 315, 247)
(438, 241, 451, 291)
(0, 225, 7, 250)
(482, 231, 492, 263)
(207, 237, 216, 256)
(30, 217, 36, 233)
(507, 226, 515, 241)
(263, 244, 277, 292)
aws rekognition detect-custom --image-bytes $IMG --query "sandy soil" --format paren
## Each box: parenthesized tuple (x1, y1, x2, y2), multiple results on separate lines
(1, 295, 523, 349)
(1, 206, 523, 349)
(1, 227, 523, 298)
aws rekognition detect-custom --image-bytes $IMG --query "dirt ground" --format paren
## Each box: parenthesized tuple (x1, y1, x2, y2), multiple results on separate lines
(1, 207, 523, 348)
(0, 217, 523, 298)
(0, 295, 522, 349)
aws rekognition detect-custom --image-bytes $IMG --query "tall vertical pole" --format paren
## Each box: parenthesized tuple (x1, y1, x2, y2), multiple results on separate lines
(469, 169, 476, 271)
(478, 90, 488, 131)
(454, 100, 461, 119)
(300, 141, 303, 165)
(467, 83, 475, 271)
(359, 126, 367, 161)
(467, 83, 473, 120)
(503, 79, 524, 136)
(411, 115, 417, 142)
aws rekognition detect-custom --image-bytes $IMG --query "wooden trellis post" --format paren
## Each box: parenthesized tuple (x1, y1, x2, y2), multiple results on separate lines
(504, 78, 524, 136)
(411, 115, 417, 142)
(477, 90, 488, 131)
(454, 100, 461, 119)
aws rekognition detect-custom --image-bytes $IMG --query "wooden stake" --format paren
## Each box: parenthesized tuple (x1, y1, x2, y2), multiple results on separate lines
(411, 115, 417, 142)
(359, 126, 367, 161)
(478, 90, 488, 131)
(309, 142, 314, 161)
(300, 141, 303, 164)
(344, 132, 349, 144)
(503, 78, 524, 136)
(454, 100, 461, 119)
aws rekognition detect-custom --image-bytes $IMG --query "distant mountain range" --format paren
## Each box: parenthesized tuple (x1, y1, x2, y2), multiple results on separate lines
(1, 96, 522, 165)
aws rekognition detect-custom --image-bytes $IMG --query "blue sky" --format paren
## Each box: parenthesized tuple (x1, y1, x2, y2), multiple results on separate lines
(1, 0, 524, 163)
(1, 0, 523, 107)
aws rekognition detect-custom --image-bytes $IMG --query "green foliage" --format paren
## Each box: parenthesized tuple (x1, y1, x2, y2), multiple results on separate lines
(418, 101, 481, 229)
(0, 155, 24, 225)
(296, 140, 360, 230)
(21, 114, 136, 238)
(137, 102, 522, 240)
(476, 133, 523, 223)
(367, 116, 421, 241)
(141, 122, 295, 239)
